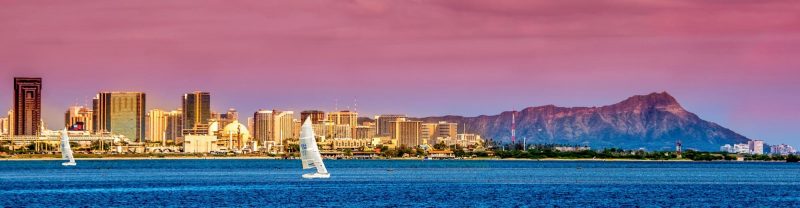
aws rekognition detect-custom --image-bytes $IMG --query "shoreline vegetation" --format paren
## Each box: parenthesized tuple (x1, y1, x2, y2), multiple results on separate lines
(491, 148, 800, 163)
(2, 143, 797, 162)
(1, 150, 798, 162)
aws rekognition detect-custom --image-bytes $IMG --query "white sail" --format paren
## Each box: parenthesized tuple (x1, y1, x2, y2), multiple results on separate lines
(61, 129, 76, 166)
(299, 117, 329, 178)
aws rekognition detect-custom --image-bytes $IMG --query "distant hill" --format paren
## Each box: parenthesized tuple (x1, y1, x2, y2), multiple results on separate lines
(418, 92, 750, 151)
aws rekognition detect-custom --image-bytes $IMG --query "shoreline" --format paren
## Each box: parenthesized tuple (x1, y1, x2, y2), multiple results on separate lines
(1, 156, 699, 162)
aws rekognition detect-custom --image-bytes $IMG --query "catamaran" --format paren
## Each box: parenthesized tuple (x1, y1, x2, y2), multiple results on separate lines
(61, 128, 76, 166)
(299, 117, 329, 179)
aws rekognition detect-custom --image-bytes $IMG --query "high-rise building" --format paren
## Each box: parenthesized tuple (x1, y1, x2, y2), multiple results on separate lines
(748, 140, 765, 155)
(388, 118, 421, 148)
(420, 123, 437, 145)
(327, 111, 358, 127)
(182, 91, 211, 135)
(146, 109, 168, 144)
(164, 109, 183, 144)
(94, 92, 146, 142)
(253, 110, 274, 146)
(436, 121, 458, 140)
(300, 110, 325, 124)
(375, 114, 406, 136)
(13, 77, 42, 136)
(65, 106, 93, 131)
(253, 109, 294, 151)
(273, 111, 294, 143)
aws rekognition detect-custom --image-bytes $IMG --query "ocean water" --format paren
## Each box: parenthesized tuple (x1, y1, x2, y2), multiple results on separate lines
(1, 159, 799, 207)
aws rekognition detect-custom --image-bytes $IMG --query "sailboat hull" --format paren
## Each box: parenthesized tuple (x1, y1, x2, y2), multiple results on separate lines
(302, 172, 330, 179)
(62, 162, 76, 166)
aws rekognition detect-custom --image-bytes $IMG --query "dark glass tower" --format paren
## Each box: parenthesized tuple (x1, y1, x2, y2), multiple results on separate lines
(182, 91, 211, 134)
(13, 77, 42, 136)
(94, 92, 146, 142)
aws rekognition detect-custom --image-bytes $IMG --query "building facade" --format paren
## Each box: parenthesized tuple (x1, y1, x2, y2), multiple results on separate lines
(253, 110, 274, 146)
(13, 77, 42, 136)
(436, 121, 458, 140)
(182, 91, 211, 135)
(94, 92, 146, 142)
(216, 108, 239, 129)
(273, 110, 294, 144)
(748, 140, 765, 155)
(327, 110, 358, 127)
(420, 123, 437, 145)
(65, 106, 93, 131)
(353, 125, 375, 140)
(375, 114, 406, 136)
(164, 109, 183, 145)
(300, 110, 325, 124)
(146, 109, 168, 144)
(388, 118, 421, 148)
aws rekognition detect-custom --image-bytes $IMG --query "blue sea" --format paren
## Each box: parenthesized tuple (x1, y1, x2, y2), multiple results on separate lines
(1, 159, 799, 207)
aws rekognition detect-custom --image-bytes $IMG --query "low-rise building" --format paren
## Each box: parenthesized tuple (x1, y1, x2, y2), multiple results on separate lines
(183, 135, 218, 153)
(733, 143, 750, 154)
(428, 150, 455, 159)
(770, 144, 796, 156)
(331, 138, 372, 151)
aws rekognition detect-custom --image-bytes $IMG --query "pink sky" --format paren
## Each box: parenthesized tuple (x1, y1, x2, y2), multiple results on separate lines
(1, 0, 799, 146)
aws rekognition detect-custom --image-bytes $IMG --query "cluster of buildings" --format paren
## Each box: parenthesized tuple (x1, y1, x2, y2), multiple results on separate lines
(2, 77, 485, 155)
(720, 140, 797, 156)
(769, 144, 797, 156)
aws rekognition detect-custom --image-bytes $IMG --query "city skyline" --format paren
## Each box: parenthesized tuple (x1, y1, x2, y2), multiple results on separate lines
(1, 0, 799, 147)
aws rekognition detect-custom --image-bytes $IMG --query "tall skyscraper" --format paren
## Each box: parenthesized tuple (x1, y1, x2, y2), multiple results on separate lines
(388, 118, 421, 148)
(375, 114, 406, 136)
(94, 92, 146, 142)
(146, 109, 168, 144)
(182, 91, 211, 135)
(300, 110, 325, 124)
(13, 77, 42, 136)
(65, 106, 93, 131)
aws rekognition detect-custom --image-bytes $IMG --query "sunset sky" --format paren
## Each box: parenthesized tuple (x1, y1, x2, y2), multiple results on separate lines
(1, 0, 798, 146)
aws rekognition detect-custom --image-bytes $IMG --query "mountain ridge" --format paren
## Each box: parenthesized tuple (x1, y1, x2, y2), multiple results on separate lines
(417, 92, 750, 151)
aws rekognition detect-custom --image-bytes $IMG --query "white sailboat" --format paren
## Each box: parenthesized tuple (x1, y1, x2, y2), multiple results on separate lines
(60, 128, 76, 166)
(299, 117, 329, 179)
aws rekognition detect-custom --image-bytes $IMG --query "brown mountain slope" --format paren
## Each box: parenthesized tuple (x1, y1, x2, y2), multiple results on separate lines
(418, 92, 750, 151)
